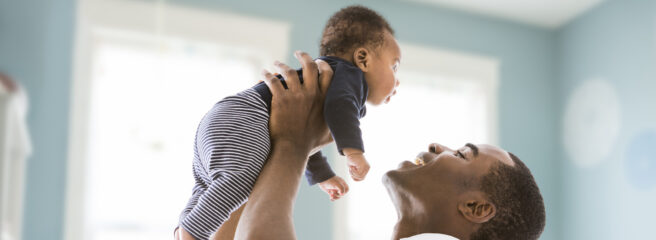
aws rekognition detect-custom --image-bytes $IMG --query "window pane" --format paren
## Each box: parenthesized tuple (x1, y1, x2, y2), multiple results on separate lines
(86, 35, 259, 239)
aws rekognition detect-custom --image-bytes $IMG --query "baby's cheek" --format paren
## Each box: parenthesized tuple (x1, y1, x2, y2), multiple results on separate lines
(386, 76, 397, 94)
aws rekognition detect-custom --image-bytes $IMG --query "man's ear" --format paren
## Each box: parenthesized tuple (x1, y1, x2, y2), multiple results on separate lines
(352, 47, 371, 72)
(457, 191, 496, 224)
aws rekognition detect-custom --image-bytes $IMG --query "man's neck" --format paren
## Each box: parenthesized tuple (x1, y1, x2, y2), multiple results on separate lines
(391, 200, 469, 240)
(392, 216, 432, 240)
(391, 199, 437, 239)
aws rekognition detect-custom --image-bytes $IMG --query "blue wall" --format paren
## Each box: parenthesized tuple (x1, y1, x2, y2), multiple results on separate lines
(0, 0, 561, 239)
(0, 0, 76, 239)
(556, 0, 656, 239)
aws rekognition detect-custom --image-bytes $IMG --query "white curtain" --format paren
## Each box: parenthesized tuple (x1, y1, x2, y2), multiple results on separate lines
(0, 79, 32, 240)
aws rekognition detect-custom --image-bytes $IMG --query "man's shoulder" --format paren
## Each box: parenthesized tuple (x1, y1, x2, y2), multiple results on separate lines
(401, 233, 459, 240)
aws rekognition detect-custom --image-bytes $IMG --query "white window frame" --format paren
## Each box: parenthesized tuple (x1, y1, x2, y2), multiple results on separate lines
(332, 43, 500, 240)
(66, 1, 289, 239)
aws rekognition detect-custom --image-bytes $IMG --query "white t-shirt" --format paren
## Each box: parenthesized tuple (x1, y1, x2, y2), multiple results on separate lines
(401, 233, 459, 240)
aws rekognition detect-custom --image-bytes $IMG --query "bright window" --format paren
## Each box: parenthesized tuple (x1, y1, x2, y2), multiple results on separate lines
(86, 34, 260, 240)
(67, 1, 289, 239)
(334, 44, 499, 240)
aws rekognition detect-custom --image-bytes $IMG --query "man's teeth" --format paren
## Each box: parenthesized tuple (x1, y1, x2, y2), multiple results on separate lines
(414, 158, 425, 166)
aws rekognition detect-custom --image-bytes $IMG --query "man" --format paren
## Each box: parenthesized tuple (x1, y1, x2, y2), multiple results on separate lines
(177, 52, 546, 239)
(383, 143, 545, 239)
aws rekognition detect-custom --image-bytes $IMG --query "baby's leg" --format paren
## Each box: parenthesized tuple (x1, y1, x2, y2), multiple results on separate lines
(180, 89, 271, 240)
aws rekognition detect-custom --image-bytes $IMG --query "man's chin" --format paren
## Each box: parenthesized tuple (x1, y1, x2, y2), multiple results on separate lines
(383, 160, 413, 182)
(382, 170, 414, 212)
(382, 170, 397, 188)
(382, 168, 406, 190)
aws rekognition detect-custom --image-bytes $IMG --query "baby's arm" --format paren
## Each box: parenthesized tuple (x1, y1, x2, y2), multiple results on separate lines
(305, 151, 336, 185)
(322, 64, 367, 157)
(306, 152, 350, 200)
(343, 148, 370, 181)
(321, 64, 371, 181)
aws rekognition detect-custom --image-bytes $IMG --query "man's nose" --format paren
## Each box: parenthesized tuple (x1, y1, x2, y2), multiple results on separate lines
(428, 143, 452, 154)
(417, 151, 439, 164)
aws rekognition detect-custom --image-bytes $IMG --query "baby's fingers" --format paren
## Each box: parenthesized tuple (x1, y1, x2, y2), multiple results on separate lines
(338, 178, 349, 195)
(361, 164, 371, 177)
(329, 190, 341, 201)
(349, 166, 366, 181)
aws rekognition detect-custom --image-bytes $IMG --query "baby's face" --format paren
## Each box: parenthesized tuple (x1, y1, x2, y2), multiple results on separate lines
(364, 31, 401, 106)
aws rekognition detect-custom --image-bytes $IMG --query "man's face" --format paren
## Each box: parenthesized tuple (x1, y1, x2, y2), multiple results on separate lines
(383, 143, 515, 208)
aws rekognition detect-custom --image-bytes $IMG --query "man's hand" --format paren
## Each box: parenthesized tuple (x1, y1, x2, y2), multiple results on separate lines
(263, 51, 333, 155)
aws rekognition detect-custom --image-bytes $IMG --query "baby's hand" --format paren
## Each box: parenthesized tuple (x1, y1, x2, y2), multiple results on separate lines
(319, 176, 349, 201)
(344, 148, 370, 181)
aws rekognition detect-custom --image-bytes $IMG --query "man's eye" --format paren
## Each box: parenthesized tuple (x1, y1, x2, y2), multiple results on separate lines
(455, 151, 466, 159)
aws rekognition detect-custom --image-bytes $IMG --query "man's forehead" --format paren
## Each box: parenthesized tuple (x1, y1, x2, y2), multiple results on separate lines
(478, 144, 515, 167)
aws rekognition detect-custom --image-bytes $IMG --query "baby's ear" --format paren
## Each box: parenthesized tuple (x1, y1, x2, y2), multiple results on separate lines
(353, 47, 371, 72)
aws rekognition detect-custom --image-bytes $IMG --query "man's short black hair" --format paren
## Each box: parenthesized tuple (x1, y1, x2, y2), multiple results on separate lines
(470, 152, 546, 240)
(320, 5, 394, 57)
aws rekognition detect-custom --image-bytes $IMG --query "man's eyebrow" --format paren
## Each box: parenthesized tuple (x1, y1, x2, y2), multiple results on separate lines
(466, 143, 479, 157)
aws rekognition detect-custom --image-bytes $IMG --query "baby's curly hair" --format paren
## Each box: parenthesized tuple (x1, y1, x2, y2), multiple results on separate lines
(320, 5, 394, 57)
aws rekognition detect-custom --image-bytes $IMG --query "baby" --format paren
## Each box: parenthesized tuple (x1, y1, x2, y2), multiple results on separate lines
(178, 5, 401, 240)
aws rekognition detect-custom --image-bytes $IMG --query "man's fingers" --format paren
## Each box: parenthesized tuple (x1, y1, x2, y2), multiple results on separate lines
(274, 60, 300, 91)
(295, 51, 318, 90)
(261, 69, 285, 96)
(315, 59, 333, 95)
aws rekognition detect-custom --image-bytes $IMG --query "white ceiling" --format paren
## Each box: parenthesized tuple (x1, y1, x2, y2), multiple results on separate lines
(405, 0, 604, 28)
